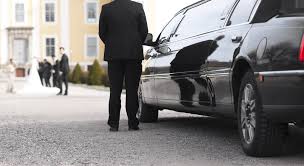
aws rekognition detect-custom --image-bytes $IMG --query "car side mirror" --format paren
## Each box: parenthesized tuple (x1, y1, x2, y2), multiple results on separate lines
(158, 45, 171, 54)
(144, 33, 154, 46)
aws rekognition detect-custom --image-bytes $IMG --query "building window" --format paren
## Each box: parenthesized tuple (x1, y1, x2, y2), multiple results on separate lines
(86, 2, 98, 23)
(46, 38, 55, 57)
(15, 3, 25, 22)
(86, 37, 98, 57)
(45, 2, 55, 22)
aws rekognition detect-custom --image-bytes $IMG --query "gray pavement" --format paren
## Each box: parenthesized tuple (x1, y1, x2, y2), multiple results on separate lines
(0, 82, 304, 166)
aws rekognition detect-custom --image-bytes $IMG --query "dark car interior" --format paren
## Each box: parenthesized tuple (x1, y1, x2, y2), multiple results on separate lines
(252, 0, 304, 23)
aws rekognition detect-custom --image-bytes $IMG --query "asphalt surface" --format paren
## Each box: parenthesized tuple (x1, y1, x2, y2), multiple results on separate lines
(0, 85, 304, 166)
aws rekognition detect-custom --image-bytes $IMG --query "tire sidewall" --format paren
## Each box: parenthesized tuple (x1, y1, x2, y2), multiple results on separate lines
(237, 71, 262, 154)
(137, 85, 144, 120)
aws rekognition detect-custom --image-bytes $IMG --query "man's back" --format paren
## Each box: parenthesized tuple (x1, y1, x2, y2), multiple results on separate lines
(60, 54, 69, 74)
(99, 0, 148, 61)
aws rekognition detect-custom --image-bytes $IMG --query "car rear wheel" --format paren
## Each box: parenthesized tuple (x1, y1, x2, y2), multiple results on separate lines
(137, 86, 158, 123)
(237, 71, 288, 157)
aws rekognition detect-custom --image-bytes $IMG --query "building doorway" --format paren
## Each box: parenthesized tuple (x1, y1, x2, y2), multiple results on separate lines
(13, 39, 28, 65)
(7, 27, 33, 77)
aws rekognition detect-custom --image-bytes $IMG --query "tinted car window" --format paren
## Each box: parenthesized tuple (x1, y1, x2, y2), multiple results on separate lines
(158, 14, 184, 44)
(228, 0, 258, 26)
(281, 0, 304, 13)
(172, 0, 236, 42)
(252, 0, 304, 24)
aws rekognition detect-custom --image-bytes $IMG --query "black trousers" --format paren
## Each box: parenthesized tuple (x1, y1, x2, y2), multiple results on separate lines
(107, 60, 142, 128)
(59, 73, 69, 94)
(53, 74, 59, 88)
(44, 75, 51, 87)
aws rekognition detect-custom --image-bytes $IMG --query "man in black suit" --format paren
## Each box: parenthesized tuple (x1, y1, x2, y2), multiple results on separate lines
(99, 0, 148, 132)
(57, 47, 70, 96)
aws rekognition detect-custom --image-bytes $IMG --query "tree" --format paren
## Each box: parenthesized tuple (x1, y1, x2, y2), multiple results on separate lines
(71, 63, 83, 84)
(100, 68, 110, 87)
(88, 60, 102, 85)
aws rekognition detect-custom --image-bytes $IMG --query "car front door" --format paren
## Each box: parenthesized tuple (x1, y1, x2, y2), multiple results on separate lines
(152, 13, 186, 108)
(141, 47, 159, 105)
(155, 0, 237, 111)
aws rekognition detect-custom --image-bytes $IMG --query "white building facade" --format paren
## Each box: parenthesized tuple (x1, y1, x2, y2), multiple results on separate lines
(0, 0, 72, 77)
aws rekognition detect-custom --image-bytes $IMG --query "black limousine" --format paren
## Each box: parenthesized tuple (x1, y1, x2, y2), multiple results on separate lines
(138, 0, 304, 157)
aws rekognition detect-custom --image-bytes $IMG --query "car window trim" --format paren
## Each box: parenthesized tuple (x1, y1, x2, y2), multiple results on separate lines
(219, 0, 239, 27)
(159, 27, 224, 46)
(169, 0, 232, 43)
(156, 0, 262, 46)
(248, 0, 262, 22)
(156, 0, 215, 45)
(156, 0, 209, 44)
(224, 0, 261, 27)
(169, 15, 186, 40)
(156, 13, 185, 45)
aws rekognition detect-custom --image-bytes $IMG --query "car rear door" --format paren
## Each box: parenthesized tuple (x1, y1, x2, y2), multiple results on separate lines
(206, 0, 259, 113)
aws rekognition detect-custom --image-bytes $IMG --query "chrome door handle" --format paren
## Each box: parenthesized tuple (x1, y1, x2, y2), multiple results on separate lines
(231, 36, 242, 43)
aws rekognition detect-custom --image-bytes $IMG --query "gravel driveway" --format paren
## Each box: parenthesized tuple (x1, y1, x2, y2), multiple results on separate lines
(0, 85, 303, 166)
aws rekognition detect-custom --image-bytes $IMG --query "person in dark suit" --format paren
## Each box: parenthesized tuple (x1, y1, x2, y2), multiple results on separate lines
(57, 47, 70, 96)
(43, 59, 52, 87)
(99, 0, 148, 132)
(38, 61, 45, 86)
(52, 60, 60, 88)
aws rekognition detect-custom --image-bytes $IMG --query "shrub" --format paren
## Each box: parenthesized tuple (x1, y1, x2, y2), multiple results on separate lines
(71, 63, 83, 84)
(101, 68, 110, 87)
(68, 72, 73, 83)
(81, 71, 88, 84)
(88, 60, 102, 85)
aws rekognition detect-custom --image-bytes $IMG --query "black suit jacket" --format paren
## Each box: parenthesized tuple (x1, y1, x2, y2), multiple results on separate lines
(60, 54, 70, 74)
(53, 60, 60, 76)
(99, 0, 148, 61)
(43, 62, 52, 77)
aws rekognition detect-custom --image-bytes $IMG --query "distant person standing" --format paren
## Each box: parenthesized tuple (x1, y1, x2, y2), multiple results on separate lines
(38, 61, 45, 86)
(99, 0, 148, 131)
(43, 59, 52, 87)
(57, 47, 70, 96)
(5, 59, 16, 93)
(52, 59, 60, 88)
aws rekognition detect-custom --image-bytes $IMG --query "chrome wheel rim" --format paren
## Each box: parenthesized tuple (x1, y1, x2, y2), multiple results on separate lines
(241, 84, 256, 144)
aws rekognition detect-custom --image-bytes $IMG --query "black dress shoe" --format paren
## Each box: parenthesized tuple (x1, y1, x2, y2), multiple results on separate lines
(129, 126, 140, 131)
(64, 93, 68, 96)
(57, 92, 62, 96)
(109, 127, 118, 132)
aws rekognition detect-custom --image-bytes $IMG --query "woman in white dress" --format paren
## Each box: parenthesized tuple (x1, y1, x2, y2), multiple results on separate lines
(18, 57, 60, 96)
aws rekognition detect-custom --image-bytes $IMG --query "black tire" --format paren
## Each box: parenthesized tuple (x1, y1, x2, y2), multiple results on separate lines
(237, 71, 288, 157)
(137, 87, 158, 123)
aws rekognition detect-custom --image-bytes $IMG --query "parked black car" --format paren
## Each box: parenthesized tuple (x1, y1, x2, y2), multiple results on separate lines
(139, 0, 304, 157)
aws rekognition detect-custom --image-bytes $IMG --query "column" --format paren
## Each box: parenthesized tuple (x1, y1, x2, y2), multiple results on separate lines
(0, 0, 9, 64)
(32, 0, 40, 59)
(60, 0, 70, 56)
